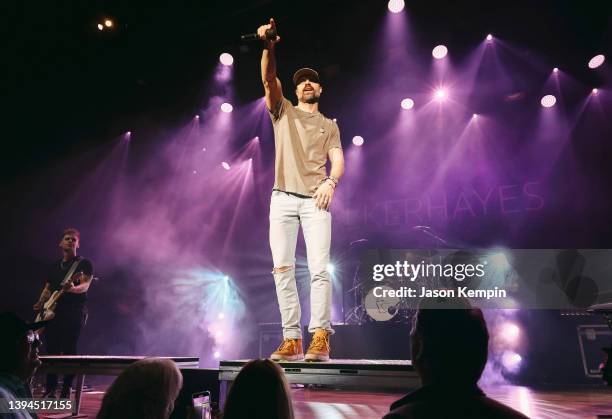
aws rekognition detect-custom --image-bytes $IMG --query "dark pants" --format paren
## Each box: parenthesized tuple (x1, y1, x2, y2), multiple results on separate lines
(44, 308, 86, 396)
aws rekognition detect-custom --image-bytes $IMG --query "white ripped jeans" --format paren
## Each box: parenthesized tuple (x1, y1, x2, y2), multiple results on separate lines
(269, 190, 334, 339)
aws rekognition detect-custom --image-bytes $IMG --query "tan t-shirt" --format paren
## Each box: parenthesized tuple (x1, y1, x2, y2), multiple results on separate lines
(269, 97, 342, 197)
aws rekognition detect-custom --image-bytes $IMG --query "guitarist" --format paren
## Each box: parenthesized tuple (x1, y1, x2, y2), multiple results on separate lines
(32, 228, 94, 399)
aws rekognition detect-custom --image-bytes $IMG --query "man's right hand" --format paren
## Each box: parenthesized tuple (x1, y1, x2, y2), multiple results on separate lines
(257, 18, 281, 45)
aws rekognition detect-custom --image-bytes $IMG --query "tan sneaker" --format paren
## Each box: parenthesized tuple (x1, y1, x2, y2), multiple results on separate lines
(305, 329, 330, 362)
(270, 338, 304, 361)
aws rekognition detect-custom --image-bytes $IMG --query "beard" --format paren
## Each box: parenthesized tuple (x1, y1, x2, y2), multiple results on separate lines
(303, 95, 319, 104)
(301, 94, 320, 104)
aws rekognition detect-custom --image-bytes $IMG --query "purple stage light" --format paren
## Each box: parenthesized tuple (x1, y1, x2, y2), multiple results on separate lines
(388, 0, 405, 13)
(97, 23, 104, 31)
(253, 136, 259, 141)
(218, 313, 225, 320)
(220, 102, 233, 113)
(501, 351, 522, 372)
(592, 88, 599, 95)
(221, 162, 231, 170)
(540, 94, 556, 108)
(213, 351, 221, 359)
(486, 34, 493, 41)
(124, 131, 132, 141)
(553, 67, 559, 73)
(588, 54, 605, 69)
(432, 45, 448, 59)
(219, 53, 234, 66)
(500, 323, 520, 345)
(434, 88, 447, 101)
(472, 113, 478, 119)
(352, 136, 364, 146)
(401, 98, 415, 109)
(194, 115, 199, 120)
(192, 170, 197, 174)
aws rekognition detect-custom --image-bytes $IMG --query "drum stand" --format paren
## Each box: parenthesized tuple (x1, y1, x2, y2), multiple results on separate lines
(344, 262, 368, 324)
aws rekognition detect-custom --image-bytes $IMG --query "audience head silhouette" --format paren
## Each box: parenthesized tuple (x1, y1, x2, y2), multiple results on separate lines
(97, 358, 182, 419)
(223, 359, 294, 419)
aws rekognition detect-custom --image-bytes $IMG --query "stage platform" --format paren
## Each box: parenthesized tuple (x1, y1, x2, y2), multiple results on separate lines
(219, 359, 419, 407)
(38, 355, 199, 416)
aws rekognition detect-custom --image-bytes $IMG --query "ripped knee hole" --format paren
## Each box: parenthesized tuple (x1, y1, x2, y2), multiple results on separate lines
(272, 265, 293, 274)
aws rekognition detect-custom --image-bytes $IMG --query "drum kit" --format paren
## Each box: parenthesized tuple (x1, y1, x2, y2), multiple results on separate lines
(343, 227, 455, 324)
(344, 263, 423, 324)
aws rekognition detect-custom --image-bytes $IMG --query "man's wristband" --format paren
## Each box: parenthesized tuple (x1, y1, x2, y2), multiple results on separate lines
(323, 176, 338, 188)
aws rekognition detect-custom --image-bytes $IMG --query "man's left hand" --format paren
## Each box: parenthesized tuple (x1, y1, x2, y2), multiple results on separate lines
(313, 181, 335, 210)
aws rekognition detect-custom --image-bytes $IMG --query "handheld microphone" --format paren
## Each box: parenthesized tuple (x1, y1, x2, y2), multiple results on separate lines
(241, 28, 277, 42)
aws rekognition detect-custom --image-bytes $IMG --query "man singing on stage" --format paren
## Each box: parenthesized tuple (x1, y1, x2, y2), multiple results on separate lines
(33, 228, 94, 398)
(258, 18, 345, 362)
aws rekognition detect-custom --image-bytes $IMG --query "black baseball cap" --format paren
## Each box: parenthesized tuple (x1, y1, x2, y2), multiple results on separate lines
(0, 312, 49, 342)
(293, 68, 320, 86)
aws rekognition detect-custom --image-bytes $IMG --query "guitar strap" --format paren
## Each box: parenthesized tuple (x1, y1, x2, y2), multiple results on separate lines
(61, 257, 81, 286)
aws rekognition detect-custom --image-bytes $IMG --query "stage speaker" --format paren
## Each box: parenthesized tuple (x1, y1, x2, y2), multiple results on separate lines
(170, 368, 219, 419)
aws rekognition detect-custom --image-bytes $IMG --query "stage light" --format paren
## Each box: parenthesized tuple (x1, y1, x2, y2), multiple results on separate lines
(216, 331, 223, 338)
(588, 54, 605, 69)
(202, 147, 207, 152)
(434, 88, 447, 101)
(489, 252, 509, 269)
(432, 45, 448, 59)
(553, 67, 559, 73)
(221, 162, 231, 170)
(253, 136, 259, 141)
(192, 170, 197, 175)
(540, 94, 556, 108)
(104, 19, 113, 28)
(327, 263, 335, 274)
(223, 275, 229, 282)
(219, 53, 234, 66)
(486, 34, 493, 41)
(501, 351, 522, 371)
(213, 351, 221, 359)
(97, 23, 104, 31)
(218, 313, 225, 320)
(500, 323, 520, 345)
(333, 118, 337, 122)
(472, 113, 478, 119)
(352, 136, 364, 146)
(388, 0, 405, 13)
(401, 98, 415, 109)
(592, 88, 599, 95)
(220, 102, 233, 113)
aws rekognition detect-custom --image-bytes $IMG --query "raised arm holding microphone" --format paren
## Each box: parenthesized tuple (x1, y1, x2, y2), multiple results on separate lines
(259, 18, 345, 362)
